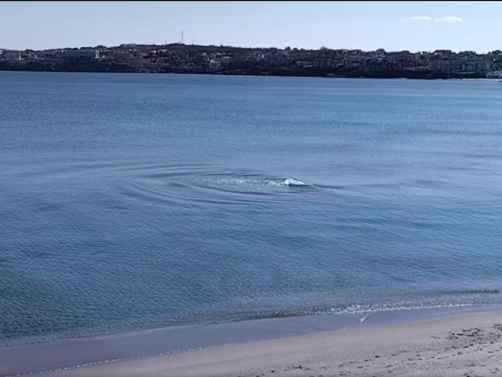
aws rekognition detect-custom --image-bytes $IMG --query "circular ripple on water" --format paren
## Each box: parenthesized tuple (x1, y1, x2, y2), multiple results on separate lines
(112, 164, 316, 206)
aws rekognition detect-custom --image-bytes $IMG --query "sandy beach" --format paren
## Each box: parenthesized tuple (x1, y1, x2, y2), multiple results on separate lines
(50, 310, 502, 377)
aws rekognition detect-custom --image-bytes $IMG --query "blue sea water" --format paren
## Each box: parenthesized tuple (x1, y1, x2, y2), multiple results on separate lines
(1, 72, 502, 346)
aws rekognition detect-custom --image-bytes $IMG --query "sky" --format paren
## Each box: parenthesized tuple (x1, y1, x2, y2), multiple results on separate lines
(0, 1, 501, 53)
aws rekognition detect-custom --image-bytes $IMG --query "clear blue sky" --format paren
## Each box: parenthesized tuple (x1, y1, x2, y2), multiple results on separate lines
(0, 1, 500, 52)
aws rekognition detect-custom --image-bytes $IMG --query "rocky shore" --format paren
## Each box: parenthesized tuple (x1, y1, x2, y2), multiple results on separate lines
(0, 59, 488, 80)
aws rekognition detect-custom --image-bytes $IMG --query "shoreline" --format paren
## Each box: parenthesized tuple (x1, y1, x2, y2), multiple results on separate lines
(0, 69, 500, 82)
(52, 309, 502, 377)
(1, 304, 502, 377)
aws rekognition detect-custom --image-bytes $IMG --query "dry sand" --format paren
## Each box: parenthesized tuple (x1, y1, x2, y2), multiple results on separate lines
(53, 310, 502, 377)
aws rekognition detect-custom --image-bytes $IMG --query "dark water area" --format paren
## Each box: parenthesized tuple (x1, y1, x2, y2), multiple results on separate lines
(1, 72, 502, 351)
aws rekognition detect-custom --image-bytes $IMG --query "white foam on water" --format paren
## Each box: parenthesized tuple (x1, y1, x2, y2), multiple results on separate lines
(278, 178, 307, 187)
(195, 176, 309, 190)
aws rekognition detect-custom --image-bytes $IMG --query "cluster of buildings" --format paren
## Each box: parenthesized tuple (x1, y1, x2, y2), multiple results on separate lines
(2, 44, 502, 78)
(0, 48, 99, 61)
(130, 46, 502, 76)
(0, 50, 22, 61)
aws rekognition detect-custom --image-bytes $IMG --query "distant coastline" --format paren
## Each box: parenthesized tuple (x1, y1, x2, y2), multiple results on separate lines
(0, 62, 493, 80)
(1, 43, 502, 80)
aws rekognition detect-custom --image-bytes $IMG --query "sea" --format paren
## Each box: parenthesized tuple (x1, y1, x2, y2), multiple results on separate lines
(1, 72, 502, 374)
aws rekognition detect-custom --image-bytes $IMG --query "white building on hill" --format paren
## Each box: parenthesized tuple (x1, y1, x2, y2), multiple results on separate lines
(486, 71, 502, 78)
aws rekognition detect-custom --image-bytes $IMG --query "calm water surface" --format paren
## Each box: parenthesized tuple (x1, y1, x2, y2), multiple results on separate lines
(1, 72, 502, 345)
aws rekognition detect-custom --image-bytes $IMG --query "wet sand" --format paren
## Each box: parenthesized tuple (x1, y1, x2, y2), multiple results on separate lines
(50, 310, 502, 377)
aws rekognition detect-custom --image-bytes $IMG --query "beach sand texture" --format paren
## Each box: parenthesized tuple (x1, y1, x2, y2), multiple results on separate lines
(53, 311, 502, 377)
